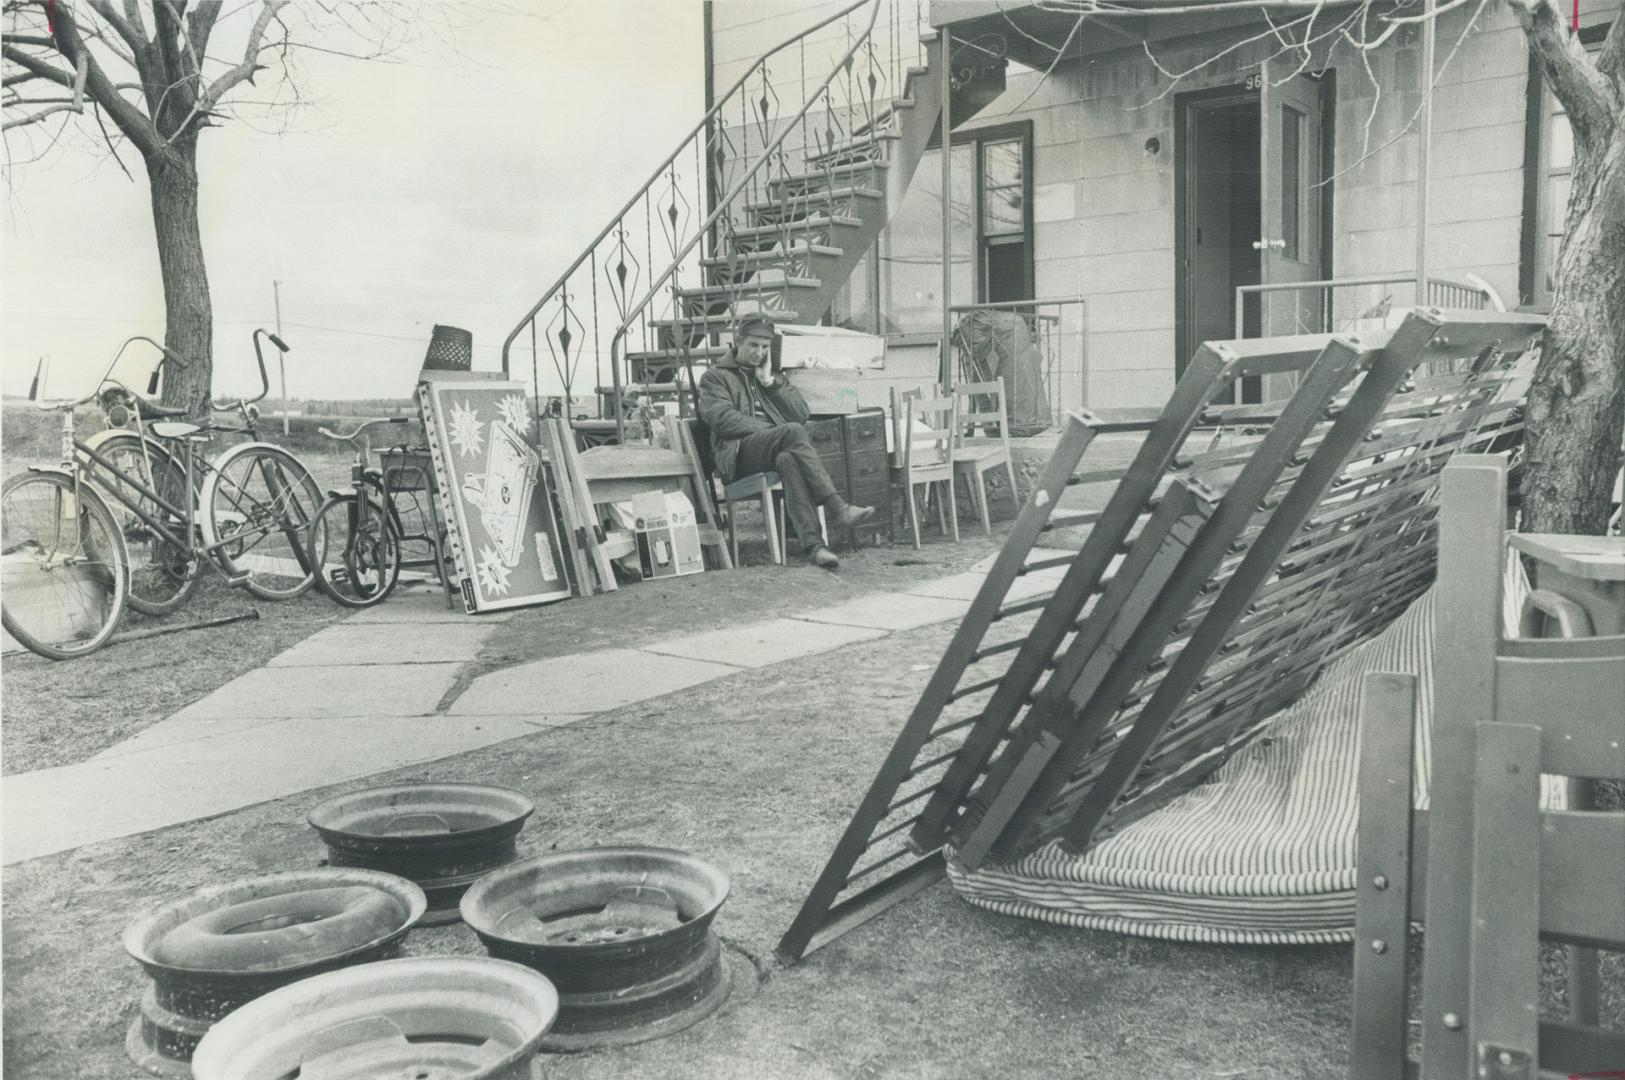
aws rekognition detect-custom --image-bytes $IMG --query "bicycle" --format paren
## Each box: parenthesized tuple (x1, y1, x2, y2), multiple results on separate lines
(82, 330, 324, 612)
(306, 418, 411, 607)
(1, 333, 323, 660)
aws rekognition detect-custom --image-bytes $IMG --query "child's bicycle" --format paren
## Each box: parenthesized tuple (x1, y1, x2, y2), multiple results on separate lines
(83, 330, 319, 614)
(307, 418, 452, 608)
(0, 332, 323, 659)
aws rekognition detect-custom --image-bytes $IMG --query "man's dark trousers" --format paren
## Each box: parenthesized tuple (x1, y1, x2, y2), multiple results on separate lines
(732, 422, 837, 550)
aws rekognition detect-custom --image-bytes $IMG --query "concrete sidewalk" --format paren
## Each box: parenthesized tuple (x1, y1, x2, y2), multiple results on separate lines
(1, 560, 1066, 866)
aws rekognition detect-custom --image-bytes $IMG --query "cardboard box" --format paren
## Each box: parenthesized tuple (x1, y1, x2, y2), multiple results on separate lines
(632, 489, 704, 579)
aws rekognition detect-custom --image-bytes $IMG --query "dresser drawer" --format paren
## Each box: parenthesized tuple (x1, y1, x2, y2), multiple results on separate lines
(843, 411, 888, 452)
(805, 418, 844, 455)
(846, 457, 889, 491)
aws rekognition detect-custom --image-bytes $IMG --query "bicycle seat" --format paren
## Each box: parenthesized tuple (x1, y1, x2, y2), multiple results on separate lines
(151, 421, 206, 440)
(139, 398, 192, 418)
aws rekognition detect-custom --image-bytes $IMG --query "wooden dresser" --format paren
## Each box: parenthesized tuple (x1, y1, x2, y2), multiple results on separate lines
(806, 410, 893, 548)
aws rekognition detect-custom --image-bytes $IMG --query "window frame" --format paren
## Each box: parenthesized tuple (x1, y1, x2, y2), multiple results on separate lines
(1520, 23, 1609, 309)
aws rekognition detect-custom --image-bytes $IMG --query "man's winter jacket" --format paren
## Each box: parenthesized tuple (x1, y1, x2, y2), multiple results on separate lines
(697, 350, 812, 481)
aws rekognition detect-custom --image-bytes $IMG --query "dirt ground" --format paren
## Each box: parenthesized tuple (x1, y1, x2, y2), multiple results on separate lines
(4, 425, 1611, 1078)
(2, 600, 1361, 1080)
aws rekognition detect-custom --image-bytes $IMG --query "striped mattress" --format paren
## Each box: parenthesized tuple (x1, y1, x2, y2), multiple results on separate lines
(946, 555, 1558, 944)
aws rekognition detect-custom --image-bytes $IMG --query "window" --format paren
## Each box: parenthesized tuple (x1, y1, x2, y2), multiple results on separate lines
(1523, 27, 1607, 307)
(831, 124, 1032, 336)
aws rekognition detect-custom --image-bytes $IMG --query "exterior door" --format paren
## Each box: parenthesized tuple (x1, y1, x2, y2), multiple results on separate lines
(1258, 65, 1324, 362)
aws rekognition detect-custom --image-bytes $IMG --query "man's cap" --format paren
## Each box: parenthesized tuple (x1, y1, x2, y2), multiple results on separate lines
(734, 313, 777, 340)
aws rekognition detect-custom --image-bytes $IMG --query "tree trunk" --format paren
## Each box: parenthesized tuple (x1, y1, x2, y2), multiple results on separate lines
(146, 148, 214, 417)
(1522, 126, 1625, 535)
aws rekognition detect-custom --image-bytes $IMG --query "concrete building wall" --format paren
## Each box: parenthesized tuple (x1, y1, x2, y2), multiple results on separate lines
(707, 2, 1545, 413)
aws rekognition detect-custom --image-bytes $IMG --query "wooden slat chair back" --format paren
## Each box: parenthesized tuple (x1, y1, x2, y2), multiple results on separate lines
(778, 308, 1547, 964)
(953, 377, 1022, 536)
(896, 391, 961, 548)
(1349, 455, 1625, 1080)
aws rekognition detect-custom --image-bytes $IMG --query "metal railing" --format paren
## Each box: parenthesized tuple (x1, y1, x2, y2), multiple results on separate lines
(1233, 272, 1506, 340)
(503, 0, 932, 441)
(950, 297, 1088, 432)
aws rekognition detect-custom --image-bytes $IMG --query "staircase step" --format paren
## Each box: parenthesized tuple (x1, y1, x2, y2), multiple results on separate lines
(597, 382, 683, 398)
(625, 344, 731, 363)
(768, 160, 888, 197)
(650, 309, 803, 332)
(747, 186, 884, 225)
(726, 213, 865, 251)
(676, 276, 822, 301)
(700, 242, 842, 270)
(807, 129, 901, 169)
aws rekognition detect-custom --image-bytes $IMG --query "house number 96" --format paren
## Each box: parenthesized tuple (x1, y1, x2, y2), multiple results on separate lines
(1245, 73, 1263, 90)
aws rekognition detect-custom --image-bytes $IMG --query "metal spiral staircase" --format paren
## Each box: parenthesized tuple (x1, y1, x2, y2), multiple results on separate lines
(501, 0, 1006, 440)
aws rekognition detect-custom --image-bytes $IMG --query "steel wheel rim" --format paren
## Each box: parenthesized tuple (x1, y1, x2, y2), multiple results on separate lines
(189, 956, 558, 1080)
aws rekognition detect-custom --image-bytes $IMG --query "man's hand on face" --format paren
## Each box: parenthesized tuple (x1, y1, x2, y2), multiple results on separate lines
(738, 333, 775, 387)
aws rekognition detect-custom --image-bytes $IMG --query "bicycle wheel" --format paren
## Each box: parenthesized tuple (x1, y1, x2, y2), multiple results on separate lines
(1, 471, 128, 660)
(84, 430, 200, 615)
(199, 443, 324, 601)
(307, 493, 403, 608)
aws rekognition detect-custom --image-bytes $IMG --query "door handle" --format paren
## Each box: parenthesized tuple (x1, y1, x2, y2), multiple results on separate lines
(1252, 238, 1286, 251)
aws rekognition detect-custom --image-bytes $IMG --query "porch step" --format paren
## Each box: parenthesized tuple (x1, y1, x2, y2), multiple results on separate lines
(746, 186, 884, 225)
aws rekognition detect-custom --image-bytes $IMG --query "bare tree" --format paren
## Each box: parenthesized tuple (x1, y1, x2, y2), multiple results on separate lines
(2, 0, 495, 413)
(4, 1, 298, 411)
(1028, 0, 1623, 534)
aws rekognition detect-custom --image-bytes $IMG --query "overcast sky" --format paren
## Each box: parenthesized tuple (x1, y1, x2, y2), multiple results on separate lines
(1, 1, 705, 403)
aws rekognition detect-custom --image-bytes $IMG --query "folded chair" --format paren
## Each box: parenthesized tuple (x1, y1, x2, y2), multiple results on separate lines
(953, 377, 1021, 536)
(1349, 455, 1625, 1080)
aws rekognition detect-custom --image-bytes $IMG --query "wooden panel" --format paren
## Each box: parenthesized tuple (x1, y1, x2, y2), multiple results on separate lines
(1349, 672, 1418, 1080)
(1494, 644, 1625, 780)
(1468, 721, 1542, 1079)
(1422, 456, 1509, 1080)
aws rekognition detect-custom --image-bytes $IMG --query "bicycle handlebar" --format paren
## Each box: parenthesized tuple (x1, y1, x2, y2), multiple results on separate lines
(316, 416, 413, 444)
(211, 328, 285, 412)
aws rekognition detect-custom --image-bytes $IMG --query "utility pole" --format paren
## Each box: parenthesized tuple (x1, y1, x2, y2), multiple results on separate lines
(273, 280, 288, 436)
(1415, 0, 1435, 302)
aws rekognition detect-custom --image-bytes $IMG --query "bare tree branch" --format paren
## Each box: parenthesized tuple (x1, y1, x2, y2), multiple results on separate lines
(1508, 0, 1618, 151)
(1, 43, 78, 90)
(86, 0, 147, 57)
(46, 0, 165, 158)
(164, 0, 283, 142)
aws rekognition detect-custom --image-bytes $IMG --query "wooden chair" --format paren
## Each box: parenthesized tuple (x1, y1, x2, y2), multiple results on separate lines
(952, 377, 1020, 536)
(721, 471, 788, 566)
(1349, 455, 1625, 1080)
(894, 390, 959, 549)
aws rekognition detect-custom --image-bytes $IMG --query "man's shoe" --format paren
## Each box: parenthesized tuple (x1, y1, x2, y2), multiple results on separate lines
(810, 544, 840, 570)
(831, 503, 877, 530)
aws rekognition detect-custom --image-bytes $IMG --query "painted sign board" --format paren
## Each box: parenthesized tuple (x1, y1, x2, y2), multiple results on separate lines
(417, 380, 571, 612)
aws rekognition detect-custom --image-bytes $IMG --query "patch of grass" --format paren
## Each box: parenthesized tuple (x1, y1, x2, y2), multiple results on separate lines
(1, 577, 345, 775)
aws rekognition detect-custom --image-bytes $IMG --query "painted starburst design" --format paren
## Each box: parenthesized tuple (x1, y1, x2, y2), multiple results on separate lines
(476, 543, 512, 596)
(448, 399, 484, 459)
(496, 393, 530, 433)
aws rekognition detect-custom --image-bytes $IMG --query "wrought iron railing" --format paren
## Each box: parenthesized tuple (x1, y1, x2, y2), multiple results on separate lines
(1232, 272, 1506, 340)
(950, 297, 1088, 431)
(502, 0, 933, 440)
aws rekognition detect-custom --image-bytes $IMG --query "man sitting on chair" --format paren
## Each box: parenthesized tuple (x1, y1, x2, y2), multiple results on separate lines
(699, 313, 876, 570)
